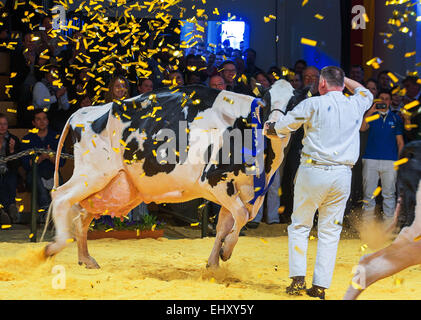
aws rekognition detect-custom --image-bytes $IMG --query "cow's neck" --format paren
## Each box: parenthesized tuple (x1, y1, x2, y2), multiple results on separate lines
(265, 136, 290, 185)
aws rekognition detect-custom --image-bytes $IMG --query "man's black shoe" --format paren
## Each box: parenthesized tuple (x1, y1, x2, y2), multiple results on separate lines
(306, 285, 326, 300)
(246, 221, 260, 229)
(286, 276, 306, 295)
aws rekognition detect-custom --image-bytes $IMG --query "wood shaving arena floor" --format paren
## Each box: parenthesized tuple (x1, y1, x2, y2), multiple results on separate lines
(0, 222, 421, 300)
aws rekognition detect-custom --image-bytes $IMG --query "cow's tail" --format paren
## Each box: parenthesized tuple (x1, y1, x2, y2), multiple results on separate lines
(40, 118, 72, 242)
(53, 118, 71, 189)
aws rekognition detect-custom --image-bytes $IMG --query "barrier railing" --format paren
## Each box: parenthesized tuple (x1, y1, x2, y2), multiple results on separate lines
(0, 149, 210, 241)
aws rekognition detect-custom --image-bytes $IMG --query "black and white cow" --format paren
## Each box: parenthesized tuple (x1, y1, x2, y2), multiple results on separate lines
(41, 80, 309, 269)
(344, 141, 421, 299)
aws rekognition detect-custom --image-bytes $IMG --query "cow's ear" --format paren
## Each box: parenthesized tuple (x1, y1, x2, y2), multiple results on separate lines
(254, 83, 268, 97)
(294, 86, 312, 99)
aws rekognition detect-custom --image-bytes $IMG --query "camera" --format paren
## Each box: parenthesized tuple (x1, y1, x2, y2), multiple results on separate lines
(376, 103, 387, 110)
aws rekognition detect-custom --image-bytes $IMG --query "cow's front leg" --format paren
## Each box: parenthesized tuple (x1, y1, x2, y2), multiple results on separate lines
(344, 229, 421, 300)
(207, 207, 234, 268)
(74, 208, 100, 269)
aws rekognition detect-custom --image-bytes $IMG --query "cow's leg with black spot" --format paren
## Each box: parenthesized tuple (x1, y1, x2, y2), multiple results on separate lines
(344, 181, 421, 300)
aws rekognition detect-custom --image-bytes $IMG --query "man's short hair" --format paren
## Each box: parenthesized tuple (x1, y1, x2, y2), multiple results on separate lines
(32, 109, 48, 121)
(402, 76, 420, 86)
(320, 66, 345, 87)
(0, 113, 7, 121)
(220, 60, 236, 70)
(378, 90, 392, 100)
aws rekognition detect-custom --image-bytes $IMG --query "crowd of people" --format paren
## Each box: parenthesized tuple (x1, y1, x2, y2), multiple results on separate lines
(0, 15, 420, 231)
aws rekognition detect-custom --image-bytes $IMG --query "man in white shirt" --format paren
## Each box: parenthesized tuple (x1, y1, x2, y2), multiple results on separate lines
(264, 66, 373, 299)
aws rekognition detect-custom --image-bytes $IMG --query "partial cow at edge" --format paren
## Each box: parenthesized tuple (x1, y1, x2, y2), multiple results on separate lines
(344, 140, 421, 299)
(41, 80, 309, 269)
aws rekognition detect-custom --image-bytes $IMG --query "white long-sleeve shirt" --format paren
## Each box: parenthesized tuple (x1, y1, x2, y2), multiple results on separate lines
(32, 81, 70, 111)
(273, 87, 373, 166)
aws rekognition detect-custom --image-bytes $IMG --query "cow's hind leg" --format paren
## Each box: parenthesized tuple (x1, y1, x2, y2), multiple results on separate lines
(207, 207, 234, 268)
(73, 206, 99, 269)
(344, 231, 421, 300)
(45, 170, 117, 258)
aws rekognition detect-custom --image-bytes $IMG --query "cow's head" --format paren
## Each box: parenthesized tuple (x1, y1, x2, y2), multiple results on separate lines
(259, 79, 310, 139)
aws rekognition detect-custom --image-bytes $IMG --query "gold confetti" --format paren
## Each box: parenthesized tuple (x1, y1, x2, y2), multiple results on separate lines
(1, 225, 11, 229)
(371, 187, 382, 199)
(260, 238, 268, 244)
(301, 37, 317, 47)
(66, 238, 74, 243)
(365, 114, 380, 123)
(18, 205, 24, 212)
(278, 206, 285, 214)
(29, 233, 34, 239)
(387, 72, 399, 83)
(151, 224, 156, 231)
(294, 246, 304, 255)
(105, 228, 113, 232)
(394, 158, 409, 167)
(351, 281, 363, 290)
(404, 100, 420, 111)
(413, 235, 421, 242)
(190, 222, 199, 227)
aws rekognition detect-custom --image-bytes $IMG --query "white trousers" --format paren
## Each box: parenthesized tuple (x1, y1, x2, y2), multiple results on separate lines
(288, 163, 351, 289)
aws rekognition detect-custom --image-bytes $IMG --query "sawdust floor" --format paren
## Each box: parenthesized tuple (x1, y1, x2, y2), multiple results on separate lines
(1, 232, 421, 300)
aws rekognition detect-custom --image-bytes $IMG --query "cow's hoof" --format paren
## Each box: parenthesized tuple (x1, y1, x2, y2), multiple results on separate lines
(219, 248, 230, 262)
(206, 262, 219, 269)
(44, 244, 55, 258)
(79, 257, 100, 269)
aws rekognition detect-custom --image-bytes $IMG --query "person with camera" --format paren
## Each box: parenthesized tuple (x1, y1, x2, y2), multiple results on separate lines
(360, 90, 404, 226)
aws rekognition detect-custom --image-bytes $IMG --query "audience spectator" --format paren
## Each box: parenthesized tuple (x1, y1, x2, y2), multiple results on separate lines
(21, 110, 65, 222)
(12, 31, 39, 128)
(137, 78, 154, 95)
(243, 48, 263, 79)
(350, 65, 365, 85)
(32, 65, 70, 132)
(288, 72, 303, 90)
(293, 59, 307, 75)
(267, 66, 282, 85)
(365, 78, 378, 98)
(302, 66, 320, 96)
(105, 75, 130, 103)
(167, 70, 185, 87)
(209, 75, 226, 91)
(0, 113, 21, 224)
(219, 60, 253, 95)
(390, 86, 404, 113)
(360, 90, 404, 225)
(377, 70, 392, 92)
(253, 71, 271, 89)
(401, 76, 421, 141)
(402, 76, 421, 105)
(36, 15, 61, 57)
